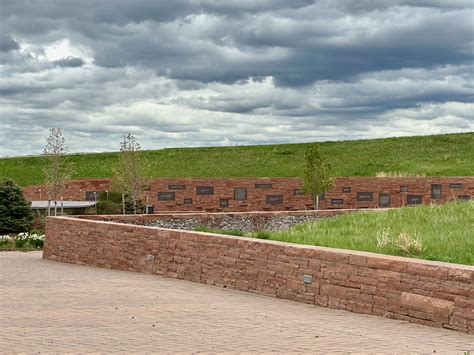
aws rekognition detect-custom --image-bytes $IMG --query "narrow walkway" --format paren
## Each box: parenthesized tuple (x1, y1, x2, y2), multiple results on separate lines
(1, 252, 472, 353)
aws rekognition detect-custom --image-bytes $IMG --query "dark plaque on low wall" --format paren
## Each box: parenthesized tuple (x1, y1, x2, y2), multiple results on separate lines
(184, 198, 193, 204)
(255, 183, 273, 189)
(431, 184, 442, 199)
(449, 183, 463, 189)
(293, 189, 305, 195)
(266, 195, 283, 204)
(379, 193, 390, 208)
(234, 187, 247, 200)
(457, 195, 470, 201)
(357, 192, 373, 202)
(400, 186, 408, 193)
(331, 198, 343, 205)
(168, 184, 186, 190)
(196, 186, 214, 195)
(220, 199, 229, 207)
(407, 195, 422, 205)
(342, 187, 351, 193)
(157, 192, 175, 201)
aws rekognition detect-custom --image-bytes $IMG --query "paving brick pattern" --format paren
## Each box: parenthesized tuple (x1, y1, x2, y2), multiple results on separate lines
(1, 252, 473, 353)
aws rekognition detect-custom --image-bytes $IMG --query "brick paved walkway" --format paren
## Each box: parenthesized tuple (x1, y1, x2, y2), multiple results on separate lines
(1, 252, 473, 353)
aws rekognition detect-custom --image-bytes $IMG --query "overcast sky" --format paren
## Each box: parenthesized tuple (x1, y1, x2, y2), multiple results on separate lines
(1, 0, 473, 156)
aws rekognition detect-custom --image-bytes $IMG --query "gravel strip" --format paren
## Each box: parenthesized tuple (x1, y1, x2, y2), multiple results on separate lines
(144, 215, 323, 232)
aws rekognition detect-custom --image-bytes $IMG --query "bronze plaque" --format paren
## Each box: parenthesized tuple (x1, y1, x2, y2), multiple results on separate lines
(196, 186, 214, 195)
(168, 184, 186, 190)
(234, 187, 247, 200)
(449, 183, 463, 189)
(184, 198, 193, 204)
(158, 192, 175, 201)
(407, 195, 422, 205)
(255, 183, 273, 189)
(342, 187, 351, 193)
(293, 189, 305, 195)
(431, 184, 442, 199)
(379, 193, 390, 207)
(331, 198, 343, 205)
(266, 195, 283, 204)
(220, 199, 229, 207)
(357, 192, 373, 202)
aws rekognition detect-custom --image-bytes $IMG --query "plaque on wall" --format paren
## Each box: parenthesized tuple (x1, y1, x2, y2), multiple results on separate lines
(220, 199, 229, 207)
(293, 189, 305, 195)
(319, 193, 325, 200)
(331, 198, 343, 205)
(85, 191, 104, 201)
(342, 187, 351, 193)
(168, 184, 186, 190)
(234, 187, 247, 200)
(184, 198, 193, 204)
(431, 184, 442, 199)
(379, 193, 390, 208)
(457, 195, 470, 201)
(255, 183, 273, 189)
(266, 195, 283, 204)
(157, 192, 176, 201)
(357, 192, 373, 202)
(196, 186, 214, 195)
(400, 186, 408, 193)
(407, 195, 422, 205)
(449, 183, 463, 189)
(142, 185, 151, 191)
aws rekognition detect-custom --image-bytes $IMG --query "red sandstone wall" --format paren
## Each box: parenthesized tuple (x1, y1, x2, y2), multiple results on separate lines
(44, 216, 474, 333)
(25, 176, 474, 212)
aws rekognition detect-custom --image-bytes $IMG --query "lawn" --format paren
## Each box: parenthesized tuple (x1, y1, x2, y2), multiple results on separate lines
(1, 132, 473, 186)
(199, 202, 474, 265)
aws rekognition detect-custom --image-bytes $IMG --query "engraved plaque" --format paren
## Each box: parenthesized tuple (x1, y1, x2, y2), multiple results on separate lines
(342, 187, 351, 193)
(157, 192, 175, 201)
(407, 195, 422, 205)
(331, 198, 343, 205)
(293, 189, 305, 195)
(220, 199, 229, 207)
(255, 183, 273, 189)
(431, 184, 442, 199)
(449, 183, 463, 189)
(85, 191, 103, 201)
(234, 187, 247, 200)
(379, 193, 390, 208)
(184, 198, 193, 204)
(357, 192, 373, 202)
(168, 184, 186, 190)
(196, 186, 214, 195)
(266, 195, 283, 204)
(457, 195, 470, 201)
(400, 186, 408, 193)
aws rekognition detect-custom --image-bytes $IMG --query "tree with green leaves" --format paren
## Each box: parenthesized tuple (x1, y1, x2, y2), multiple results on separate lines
(303, 143, 334, 210)
(0, 179, 33, 233)
(113, 133, 147, 214)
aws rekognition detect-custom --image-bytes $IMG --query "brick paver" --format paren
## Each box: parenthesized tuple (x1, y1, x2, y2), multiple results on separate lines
(1, 252, 473, 353)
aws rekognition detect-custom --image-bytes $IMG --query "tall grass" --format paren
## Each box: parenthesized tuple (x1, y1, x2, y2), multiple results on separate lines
(246, 202, 473, 265)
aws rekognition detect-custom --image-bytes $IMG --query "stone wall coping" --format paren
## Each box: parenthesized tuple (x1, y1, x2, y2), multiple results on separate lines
(48, 216, 474, 272)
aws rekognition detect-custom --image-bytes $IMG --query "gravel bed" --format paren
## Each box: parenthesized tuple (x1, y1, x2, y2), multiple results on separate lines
(145, 215, 322, 232)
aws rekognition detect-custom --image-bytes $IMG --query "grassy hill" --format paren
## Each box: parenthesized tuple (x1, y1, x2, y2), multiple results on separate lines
(1, 132, 473, 186)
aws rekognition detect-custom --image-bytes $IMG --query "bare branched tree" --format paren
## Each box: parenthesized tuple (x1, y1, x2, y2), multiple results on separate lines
(43, 128, 72, 204)
(113, 133, 147, 214)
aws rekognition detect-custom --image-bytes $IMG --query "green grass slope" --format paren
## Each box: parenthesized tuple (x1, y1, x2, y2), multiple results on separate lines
(1, 132, 473, 186)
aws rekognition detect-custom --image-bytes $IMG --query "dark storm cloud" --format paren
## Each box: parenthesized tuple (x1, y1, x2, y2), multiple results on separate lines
(53, 57, 84, 67)
(0, 35, 19, 52)
(0, 0, 473, 156)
